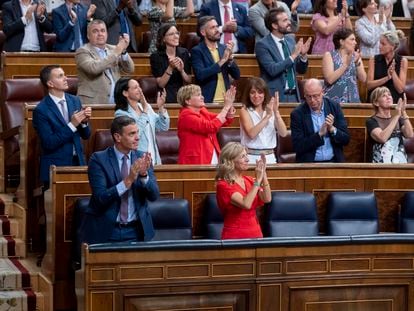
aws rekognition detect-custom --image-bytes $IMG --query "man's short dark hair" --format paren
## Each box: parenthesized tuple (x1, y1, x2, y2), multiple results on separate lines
(111, 116, 136, 140)
(264, 7, 286, 32)
(197, 15, 216, 38)
(39, 65, 61, 88)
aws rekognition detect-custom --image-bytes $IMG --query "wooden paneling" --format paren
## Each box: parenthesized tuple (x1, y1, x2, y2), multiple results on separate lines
(76, 239, 414, 311)
(46, 164, 414, 310)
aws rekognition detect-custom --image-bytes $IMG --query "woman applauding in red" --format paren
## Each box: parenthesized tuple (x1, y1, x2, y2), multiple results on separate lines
(215, 142, 272, 239)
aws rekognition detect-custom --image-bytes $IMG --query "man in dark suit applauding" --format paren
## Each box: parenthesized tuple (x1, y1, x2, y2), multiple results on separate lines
(52, 0, 96, 52)
(255, 7, 311, 102)
(81, 116, 160, 244)
(33, 65, 92, 188)
(191, 16, 240, 104)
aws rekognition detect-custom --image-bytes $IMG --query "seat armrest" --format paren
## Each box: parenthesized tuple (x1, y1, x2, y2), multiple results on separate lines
(0, 126, 20, 140)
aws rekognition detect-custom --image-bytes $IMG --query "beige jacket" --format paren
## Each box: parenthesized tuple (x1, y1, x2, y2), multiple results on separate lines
(75, 43, 134, 105)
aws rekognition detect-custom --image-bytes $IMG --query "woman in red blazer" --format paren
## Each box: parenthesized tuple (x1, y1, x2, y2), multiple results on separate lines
(215, 142, 272, 239)
(177, 84, 236, 164)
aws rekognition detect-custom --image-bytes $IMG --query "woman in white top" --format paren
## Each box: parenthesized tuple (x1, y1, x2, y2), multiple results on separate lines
(355, 0, 395, 57)
(240, 77, 288, 164)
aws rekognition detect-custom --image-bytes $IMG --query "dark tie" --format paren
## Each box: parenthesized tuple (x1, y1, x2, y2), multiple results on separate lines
(120, 155, 129, 223)
(58, 99, 69, 123)
(280, 39, 296, 90)
(73, 5, 81, 50)
(223, 5, 231, 44)
(116, 0, 129, 35)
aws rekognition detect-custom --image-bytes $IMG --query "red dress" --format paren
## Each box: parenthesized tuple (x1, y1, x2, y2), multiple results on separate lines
(216, 176, 264, 239)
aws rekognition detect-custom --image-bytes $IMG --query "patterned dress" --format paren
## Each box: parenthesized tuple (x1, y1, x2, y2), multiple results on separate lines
(324, 50, 361, 104)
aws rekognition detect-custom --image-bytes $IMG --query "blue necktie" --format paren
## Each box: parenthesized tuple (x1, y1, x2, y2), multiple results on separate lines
(73, 5, 81, 50)
(120, 155, 129, 223)
(115, 0, 129, 34)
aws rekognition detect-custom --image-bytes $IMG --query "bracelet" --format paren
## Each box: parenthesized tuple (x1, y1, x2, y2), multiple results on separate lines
(253, 181, 260, 187)
(261, 183, 270, 187)
(402, 116, 410, 121)
(165, 71, 172, 76)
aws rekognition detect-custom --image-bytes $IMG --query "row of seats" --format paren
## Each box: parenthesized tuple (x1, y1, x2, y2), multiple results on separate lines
(204, 191, 414, 239)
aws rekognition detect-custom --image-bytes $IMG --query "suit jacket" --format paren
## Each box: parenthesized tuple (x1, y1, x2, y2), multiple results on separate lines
(199, 0, 254, 53)
(81, 147, 159, 244)
(290, 98, 350, 163)
(52, 3, 89, 52)
(177, 106, 233, 164)
(191, 41, 240, 103)
(248, 0, 298, 42)
(92, 0, 142, 52)
(255, 33, 308, 102)
(75, 43, 135, 105)
(32, 93, 91, 183)
(2, 0, 53, 52)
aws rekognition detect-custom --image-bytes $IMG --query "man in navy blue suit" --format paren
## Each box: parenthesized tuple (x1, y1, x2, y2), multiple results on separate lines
(290, 79, 350, 163)
(255, 7, 311, 102)
(191, 16, 240, 103)
(81, 116, 160, 243)
(52, 0, 96, 52)
(198, 0, 254, 53)
(33, 65, 92, 188)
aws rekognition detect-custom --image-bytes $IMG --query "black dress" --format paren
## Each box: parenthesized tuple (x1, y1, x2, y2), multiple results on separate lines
(150, 46, 191, 103)
(368, 54, 403, 103)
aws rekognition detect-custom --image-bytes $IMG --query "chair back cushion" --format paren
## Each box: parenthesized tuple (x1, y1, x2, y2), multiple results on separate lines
(276, 130, 295, 163)
(399, 192, 414, 233)
(138, 76, 158, 103)
(217, 128, 241, 149)
(203, 193, 224, 239)
(93, 129, 113, 153)
(326, 192, 379, 235)
(155, 130, 179, 164)
(265, 192, 318, 237)
(149, 198, 192, 240)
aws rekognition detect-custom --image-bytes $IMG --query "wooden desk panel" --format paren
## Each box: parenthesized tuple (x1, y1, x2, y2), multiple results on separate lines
(46, 164, 414, 310)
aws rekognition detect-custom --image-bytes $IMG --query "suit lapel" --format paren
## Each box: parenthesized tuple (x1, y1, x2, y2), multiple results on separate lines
(265, 35, 283, 61)
(212, 0, 222, 25)
(303, 104, 314, 133)
(201, 41, 215, 65)
(108, 147, 122, 182)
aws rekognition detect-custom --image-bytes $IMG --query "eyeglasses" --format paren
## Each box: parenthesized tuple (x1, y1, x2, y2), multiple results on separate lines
(166, 31, 180, 37)
(304, 93, 322, 100)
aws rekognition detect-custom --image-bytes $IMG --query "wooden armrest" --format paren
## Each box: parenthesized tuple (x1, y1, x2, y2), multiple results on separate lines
(0, 126, 20, 140)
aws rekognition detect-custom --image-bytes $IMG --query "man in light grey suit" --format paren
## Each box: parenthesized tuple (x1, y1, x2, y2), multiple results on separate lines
(75, 19, 134, 105)
(248, 0, 299, 42)
(255, 7, 311, 103)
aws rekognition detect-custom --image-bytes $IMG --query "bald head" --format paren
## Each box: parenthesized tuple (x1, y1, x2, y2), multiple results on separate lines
(303, 79, 324, 112)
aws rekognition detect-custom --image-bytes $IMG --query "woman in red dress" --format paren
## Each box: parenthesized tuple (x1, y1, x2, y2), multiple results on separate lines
(215, 142, 272, 239)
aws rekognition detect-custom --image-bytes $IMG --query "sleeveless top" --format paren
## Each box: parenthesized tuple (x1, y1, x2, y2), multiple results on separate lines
(324, 50, 361, 104)
(368, 54, 402, 103)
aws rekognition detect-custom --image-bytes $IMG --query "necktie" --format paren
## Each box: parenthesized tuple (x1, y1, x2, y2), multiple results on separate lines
(58, 99, 69, 123)
(73, 5, 81, 50)
(280, 39, 296, 90)
(120, 154, 129, 223)
(116, 0, 129, 35)
(223, 5, 231, 44)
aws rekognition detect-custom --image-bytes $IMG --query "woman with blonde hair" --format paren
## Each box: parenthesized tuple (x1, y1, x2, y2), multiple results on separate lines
(177, 84, 236, 164)
(240, 77, 287, 163)
(366, 86, 413, 163)
(367, 30, 408, 103)
(215, 142, 272, 239)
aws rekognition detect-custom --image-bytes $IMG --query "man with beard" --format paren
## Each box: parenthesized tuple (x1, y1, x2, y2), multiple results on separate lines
(255, 7, 312, 102)
(191, 15, 240, 103)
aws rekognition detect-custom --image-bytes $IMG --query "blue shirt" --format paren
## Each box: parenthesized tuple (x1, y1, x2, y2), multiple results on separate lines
(311, 104, 335, 161)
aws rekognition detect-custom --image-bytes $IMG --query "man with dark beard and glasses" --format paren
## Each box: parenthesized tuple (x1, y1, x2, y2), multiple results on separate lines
(191, 15, 240, 103)
(255, 7, 312, 102)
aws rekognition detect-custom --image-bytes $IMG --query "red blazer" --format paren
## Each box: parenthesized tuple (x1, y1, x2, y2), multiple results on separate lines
(177, 106, 233, 164)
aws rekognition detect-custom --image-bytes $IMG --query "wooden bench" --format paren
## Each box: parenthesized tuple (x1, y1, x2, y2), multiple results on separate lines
(45, 164, 414, 310)
(76, 235, 414, 311)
